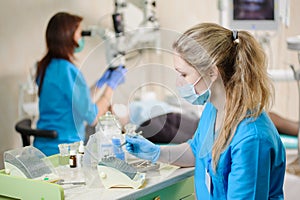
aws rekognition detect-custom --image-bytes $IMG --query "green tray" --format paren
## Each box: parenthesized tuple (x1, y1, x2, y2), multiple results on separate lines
(0, 155, 64, 200)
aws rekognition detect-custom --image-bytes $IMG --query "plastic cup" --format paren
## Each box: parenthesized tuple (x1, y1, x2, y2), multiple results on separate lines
(58, 143, 69, 165)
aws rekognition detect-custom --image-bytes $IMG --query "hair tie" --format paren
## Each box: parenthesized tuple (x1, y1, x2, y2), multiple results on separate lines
(232, 30, 239, 43)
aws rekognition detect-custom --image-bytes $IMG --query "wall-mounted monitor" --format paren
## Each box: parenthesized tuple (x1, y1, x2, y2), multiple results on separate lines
(228, 0, 279, 30)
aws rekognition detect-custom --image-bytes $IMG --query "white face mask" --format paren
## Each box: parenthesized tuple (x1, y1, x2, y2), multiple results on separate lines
(176, 76, 211, 105)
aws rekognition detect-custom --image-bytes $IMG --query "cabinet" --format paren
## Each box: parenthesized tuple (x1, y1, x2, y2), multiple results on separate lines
(138, 176, 195, 200)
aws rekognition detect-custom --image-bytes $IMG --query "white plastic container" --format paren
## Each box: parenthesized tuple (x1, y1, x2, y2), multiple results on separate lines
(4, 146, 56, 179)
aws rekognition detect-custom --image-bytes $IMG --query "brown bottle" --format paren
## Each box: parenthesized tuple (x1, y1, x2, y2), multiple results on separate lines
(69, 150, 77, 168)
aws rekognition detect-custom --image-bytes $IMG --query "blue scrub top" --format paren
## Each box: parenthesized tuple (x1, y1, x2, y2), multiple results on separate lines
(188, 102, 286, 199)
(34, 59, 98, 156)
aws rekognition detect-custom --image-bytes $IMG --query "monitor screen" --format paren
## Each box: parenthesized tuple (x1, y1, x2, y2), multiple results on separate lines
(229, 0, 278, 30)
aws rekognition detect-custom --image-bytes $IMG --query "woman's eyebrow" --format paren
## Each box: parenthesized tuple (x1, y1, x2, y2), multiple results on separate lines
(174, 67, 184, 73)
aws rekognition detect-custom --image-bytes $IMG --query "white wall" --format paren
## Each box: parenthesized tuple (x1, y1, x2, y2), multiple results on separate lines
(0, 0, 299, 168)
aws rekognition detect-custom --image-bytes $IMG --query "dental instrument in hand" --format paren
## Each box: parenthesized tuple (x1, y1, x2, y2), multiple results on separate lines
(119, 131, 142, 147)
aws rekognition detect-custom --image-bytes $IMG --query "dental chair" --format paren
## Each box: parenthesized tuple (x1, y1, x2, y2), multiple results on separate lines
(15, 118, 57, 146)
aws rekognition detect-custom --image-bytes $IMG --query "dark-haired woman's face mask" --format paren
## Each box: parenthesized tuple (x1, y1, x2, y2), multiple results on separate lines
(74, 23, 84, 53)
(74, 37, 85, 53)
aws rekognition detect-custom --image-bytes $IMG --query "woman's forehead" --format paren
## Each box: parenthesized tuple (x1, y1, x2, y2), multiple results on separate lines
(173, 56, 199, 74)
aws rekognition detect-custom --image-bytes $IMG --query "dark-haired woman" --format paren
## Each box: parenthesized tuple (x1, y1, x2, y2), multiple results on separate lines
(34, 12, 126, 156)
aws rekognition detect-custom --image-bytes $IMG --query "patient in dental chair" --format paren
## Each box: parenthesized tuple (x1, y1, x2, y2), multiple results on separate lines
(87, 99, 298, 144)
(85, 101, 298, 144)
(112, 98, 298, 144)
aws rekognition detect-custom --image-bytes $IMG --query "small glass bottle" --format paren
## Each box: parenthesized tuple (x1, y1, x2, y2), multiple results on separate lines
(76, 141, 84, 168)
(69, 150, 77, 168)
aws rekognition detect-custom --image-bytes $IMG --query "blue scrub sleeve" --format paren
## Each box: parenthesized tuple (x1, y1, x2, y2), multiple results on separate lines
(187, 119, 202, 155)
(227, 135, 279, 199)
(72, 71, 98, 125)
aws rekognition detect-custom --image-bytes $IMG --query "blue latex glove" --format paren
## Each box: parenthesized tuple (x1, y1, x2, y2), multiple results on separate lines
(125, 135, 160, 163)
(107, 66, 127, 90)
(96, 69, 112, 88)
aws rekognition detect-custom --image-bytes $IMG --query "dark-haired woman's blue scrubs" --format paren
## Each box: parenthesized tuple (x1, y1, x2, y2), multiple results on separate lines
(34, 58, 98, 156)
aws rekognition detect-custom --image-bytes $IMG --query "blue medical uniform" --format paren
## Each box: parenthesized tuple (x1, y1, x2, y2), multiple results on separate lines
(34, 59, 98, 156)
(188, 102, 286, 199)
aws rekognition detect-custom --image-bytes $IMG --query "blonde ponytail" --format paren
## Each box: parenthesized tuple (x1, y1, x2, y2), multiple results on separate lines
(173, 23, 274, 170)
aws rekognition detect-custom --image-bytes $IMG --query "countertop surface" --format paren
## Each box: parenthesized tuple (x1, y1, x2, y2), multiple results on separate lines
(59, 163, 195, 200)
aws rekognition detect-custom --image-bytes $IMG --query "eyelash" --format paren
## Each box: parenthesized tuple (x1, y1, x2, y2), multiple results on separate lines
(175, 69, 186, 77)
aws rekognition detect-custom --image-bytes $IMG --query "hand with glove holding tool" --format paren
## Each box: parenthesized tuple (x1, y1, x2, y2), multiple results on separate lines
(96, 66, 127, 90)
(125, 135, 160, 163)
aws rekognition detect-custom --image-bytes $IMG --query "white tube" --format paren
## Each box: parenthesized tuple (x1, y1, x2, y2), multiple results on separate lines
(268, 69, 295, 82)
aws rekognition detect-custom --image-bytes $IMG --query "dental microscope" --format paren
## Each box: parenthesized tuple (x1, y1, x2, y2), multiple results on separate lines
(83, 0, 160, 69)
